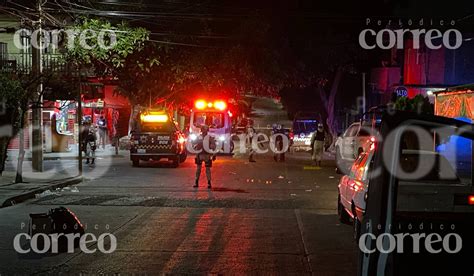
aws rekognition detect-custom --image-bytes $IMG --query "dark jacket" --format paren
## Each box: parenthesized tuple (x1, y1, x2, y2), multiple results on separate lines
(310, 130, 325, 148)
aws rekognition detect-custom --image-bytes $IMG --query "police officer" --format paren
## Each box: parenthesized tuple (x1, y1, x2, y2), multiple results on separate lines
(193, 125, 216, 188)
(81, 118, 97, 165)
(247, 122, 257, 162)
(272, 124, 286, 162)
(97, 115, 107, 149)
(311, 123, 325, 167)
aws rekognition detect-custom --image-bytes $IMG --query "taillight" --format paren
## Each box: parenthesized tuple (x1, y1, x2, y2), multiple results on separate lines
(469, 195, 474, 205)
(369, 136, 376, 151)
(289, 131, 294, 140)
(350, 180, 363, 192)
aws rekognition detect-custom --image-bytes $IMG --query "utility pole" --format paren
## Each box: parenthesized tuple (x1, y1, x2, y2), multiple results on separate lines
(78, 82, 83, 175)
(362, 72, 366, 117)
(31, 0, 43, 172)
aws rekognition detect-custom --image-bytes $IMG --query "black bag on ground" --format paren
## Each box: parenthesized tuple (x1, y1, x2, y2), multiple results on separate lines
(29, 207, 85, 253)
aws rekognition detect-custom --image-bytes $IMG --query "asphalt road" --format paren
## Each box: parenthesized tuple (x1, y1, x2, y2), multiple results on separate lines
(0, 150, 358, 275)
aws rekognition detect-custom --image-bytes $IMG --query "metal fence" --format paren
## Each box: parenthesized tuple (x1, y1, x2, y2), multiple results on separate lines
(0, 53, 78, 74)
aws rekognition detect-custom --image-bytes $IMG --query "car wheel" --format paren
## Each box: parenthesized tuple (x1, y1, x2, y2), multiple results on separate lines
(229, 141, 235, 153)
(337, 195, 352, 225)
(132, 158, 139, 167)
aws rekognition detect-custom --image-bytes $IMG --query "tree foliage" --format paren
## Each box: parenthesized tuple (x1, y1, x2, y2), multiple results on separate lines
(0, 73, 29, 175)
(65, 17, 294, 113)
(65, 18, 151, 70)
(394, 95, 434, 114)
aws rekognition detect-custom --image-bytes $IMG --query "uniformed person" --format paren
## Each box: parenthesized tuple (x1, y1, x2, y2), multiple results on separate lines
(247, 123, 257, 162)
(81, 118, 97, 165)
(272, 124, 286, 162)
(311, 123, 325, 167)
(193, 125, 216, 188)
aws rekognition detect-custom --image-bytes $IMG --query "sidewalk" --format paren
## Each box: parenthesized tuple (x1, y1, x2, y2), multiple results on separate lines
(0, 171, 83, 208)
(0, 144, 123, 207)
(6, 144, 127, 161)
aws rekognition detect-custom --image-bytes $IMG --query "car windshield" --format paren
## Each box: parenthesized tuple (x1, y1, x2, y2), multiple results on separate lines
(193, 112, 225, 129)
(293, 120, 317, 133)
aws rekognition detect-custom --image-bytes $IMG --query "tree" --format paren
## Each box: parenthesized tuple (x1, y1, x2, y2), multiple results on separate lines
(394, 95, 434, 114)
(0, 73, 29, 176)
(317, 67, 345, 148)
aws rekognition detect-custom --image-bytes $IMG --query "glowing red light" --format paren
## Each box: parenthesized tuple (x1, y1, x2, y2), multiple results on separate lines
(195, 99, 227, 110)
(214, 100, 227, 110)
(195, 100, 206, 110)
(469, 195, 474, 205)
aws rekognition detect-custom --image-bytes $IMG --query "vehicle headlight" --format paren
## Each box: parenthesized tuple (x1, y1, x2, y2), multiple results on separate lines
(219, 135, 226, 142)
(189, 134, 197, 141)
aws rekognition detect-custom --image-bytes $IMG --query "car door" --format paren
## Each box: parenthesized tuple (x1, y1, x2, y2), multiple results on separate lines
(351, 151, 373, 219)
(347, 153, 367, 205)
(342, 154, 364, 210)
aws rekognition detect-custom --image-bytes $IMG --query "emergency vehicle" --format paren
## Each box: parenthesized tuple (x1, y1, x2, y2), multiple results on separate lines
(290, 112, 319, 151)
(130, 110, 187, 167)
(188, 99, 234, 153)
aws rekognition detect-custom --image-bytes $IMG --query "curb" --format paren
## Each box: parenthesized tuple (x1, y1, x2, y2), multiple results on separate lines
(0, 176, 83, 208)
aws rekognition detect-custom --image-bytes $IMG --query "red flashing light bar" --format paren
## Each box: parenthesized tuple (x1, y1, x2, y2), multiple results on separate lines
(195, 100, 227, 111)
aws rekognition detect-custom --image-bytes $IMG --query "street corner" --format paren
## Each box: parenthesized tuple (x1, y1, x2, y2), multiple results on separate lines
(0, 176, 83, 208)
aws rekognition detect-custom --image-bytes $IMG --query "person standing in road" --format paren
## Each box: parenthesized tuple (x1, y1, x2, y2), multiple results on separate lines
(311, 123, 325, 167)
(246, 122, 257, 162)
(97, 115, 107, 149)
(272, 124, 286, 162)
(81, 119, 97, 165)
(193, 125, 217, 189)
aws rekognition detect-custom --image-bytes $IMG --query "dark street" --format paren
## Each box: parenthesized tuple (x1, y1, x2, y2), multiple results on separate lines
(0, 153, 357, 274)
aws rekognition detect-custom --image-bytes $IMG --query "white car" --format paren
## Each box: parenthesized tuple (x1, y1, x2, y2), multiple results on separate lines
(337, 148, 374, 239)
(335, 122, 373, 173)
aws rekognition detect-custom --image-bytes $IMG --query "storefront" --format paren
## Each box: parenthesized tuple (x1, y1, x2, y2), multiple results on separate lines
(434, 85, 474, 122)
(8, 79, 131, 152)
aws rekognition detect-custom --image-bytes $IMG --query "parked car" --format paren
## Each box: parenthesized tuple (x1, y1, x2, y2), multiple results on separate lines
(352, 110, 474, 276)
(290, 112, 319, 152)
(335, 122, 373, 174)
(337, 145, 375, 239)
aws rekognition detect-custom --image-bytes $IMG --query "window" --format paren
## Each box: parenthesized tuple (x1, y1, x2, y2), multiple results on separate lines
(193, 112, 225, 129)
(344, 124, 359, 137)
(293, 120, 318, 133)
(358, 128, 371, 137)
